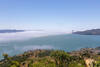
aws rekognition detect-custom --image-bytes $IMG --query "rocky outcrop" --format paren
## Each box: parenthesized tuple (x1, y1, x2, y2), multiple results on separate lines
(84, 58, 95, 67)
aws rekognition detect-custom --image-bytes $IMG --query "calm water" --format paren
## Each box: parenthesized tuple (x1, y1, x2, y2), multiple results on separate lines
(0, 34, 100, 59)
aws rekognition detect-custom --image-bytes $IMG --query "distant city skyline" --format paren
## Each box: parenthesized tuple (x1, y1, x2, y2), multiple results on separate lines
(0, 0, 100, 33)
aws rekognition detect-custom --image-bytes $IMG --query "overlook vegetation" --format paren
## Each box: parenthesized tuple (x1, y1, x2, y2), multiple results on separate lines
(0, 48, 100, 67)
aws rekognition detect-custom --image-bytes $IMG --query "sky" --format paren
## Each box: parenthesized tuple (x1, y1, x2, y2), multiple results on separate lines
(0, 0, 100, 33)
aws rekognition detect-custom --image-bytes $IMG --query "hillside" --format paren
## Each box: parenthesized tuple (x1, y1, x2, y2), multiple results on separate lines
(73, 29, 100, 35)
(0, 29, 25, 33)
(0, 47, 100, 67)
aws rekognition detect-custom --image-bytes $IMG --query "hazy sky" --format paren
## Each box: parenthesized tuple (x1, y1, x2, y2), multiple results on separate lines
(0, 0, 100, 33)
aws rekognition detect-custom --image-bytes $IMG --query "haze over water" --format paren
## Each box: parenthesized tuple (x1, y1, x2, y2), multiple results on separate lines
(0, 31, 100, 59)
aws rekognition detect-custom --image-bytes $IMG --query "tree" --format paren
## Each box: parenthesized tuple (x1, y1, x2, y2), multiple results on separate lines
(3, 53, 8, 60)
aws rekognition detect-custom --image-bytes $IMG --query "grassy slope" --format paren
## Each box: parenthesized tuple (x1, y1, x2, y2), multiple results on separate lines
(0, 49, 100, 67)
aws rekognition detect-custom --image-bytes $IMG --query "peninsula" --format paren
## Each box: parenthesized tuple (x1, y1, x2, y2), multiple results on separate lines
(73, 29, 100, 35)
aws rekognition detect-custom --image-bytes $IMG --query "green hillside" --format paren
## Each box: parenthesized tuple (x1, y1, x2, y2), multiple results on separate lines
(0, 48, 100, 67)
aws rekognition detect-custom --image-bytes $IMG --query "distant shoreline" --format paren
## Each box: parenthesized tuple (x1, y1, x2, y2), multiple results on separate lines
(73, 29, 100, 35)
(0, 29, 25, 33)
